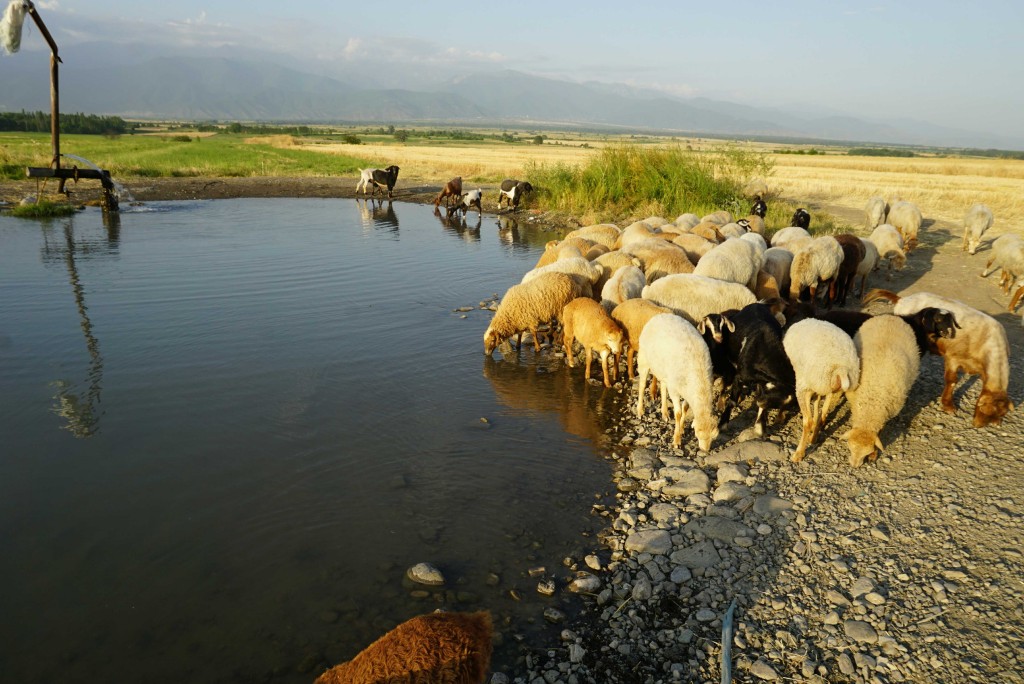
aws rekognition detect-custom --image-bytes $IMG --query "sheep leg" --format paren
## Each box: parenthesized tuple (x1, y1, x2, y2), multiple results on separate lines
(599, 350, 611, 388)
(636, 365, 650, 418)
(649, 376, 659, 403)
(671, 395, 684, 448)
(562, 330, 575, 367)
(529, 328, 543, 352)
(584, 348, 593, 381)
(981, 258, 997, 278)
(1009, 285, 1024, 313)
(940, 362, 960, 414)
(660, 382, 670, 421)
(791, 390, 814, 462)
(626, 348, 636, 380)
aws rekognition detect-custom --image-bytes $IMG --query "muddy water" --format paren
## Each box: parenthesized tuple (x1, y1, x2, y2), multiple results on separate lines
(0, 199, 621, 683)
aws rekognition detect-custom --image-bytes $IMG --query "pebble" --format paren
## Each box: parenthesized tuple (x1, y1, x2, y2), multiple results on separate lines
(624, 529, 672, 555)
(750, 659, 779, 680)
(537, 580, 555, 596)
(406, 562, 445, 586)
(844, 619, 879, 643)
(567, 572, 601, 594)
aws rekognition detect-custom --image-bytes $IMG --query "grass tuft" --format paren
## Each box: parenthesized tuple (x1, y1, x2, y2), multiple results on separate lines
(10, 200, 79, 218)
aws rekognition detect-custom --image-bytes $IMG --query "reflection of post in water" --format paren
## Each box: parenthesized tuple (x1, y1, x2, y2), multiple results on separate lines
(102, 209, 121, 247)
(434, 207, 481, 243)
(370, 199, 399, 232)
(43, 220, 105, 437)
(481, 356, 619, 447)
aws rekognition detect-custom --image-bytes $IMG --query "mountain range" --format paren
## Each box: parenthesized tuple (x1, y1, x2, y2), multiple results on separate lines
(2, 42, 1021, 150)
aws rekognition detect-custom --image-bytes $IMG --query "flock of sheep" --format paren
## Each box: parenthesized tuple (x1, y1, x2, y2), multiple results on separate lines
(482, 195, 1015, 466)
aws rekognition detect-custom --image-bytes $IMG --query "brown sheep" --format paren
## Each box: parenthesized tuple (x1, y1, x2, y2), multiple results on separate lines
(610, 298, 671, 382)
(831, 234, 867, 307)
(315, 610, 492, 684)
(689, 221, 725, 243)
(562, 297, 626, 387)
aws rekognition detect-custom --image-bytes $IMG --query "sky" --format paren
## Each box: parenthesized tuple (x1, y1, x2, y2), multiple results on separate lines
(12, 0, 1024, 140)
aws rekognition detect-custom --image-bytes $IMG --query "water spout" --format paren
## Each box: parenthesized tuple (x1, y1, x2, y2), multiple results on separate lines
(61, 153, 135, 202)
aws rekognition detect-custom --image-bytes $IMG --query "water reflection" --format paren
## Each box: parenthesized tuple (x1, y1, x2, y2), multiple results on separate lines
(482, 355, 621, 448)
(39, 220, 108, 437)
(355, 198, 400, 233)
(434, 206, 482, 243)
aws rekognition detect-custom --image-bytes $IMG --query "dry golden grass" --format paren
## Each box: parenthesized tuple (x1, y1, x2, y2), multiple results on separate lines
(770, 154, 1024, 230)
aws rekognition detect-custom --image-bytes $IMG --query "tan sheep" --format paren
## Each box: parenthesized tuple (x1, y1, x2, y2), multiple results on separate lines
(743, 214, 766, 235)
(533, 237, 597, 269)
(600, 265, 646, 313)
(690, 221, 725, 243)
(562, 297, 626, 387)
(842, 315, 921, 467)
(672, 233, 716, 263)
(522, 255, 602, 287)
(888, 200, 923, 251)
(869, 224, 907, 271)
(564, 223, 621, 250)
(610, 298, 672, 381)
(484, 272, 590, 354)
(314, 610, 492, 684)
(592, 250, 643, 294)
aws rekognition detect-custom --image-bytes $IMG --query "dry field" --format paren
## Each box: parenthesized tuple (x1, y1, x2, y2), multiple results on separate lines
(255, 135, 1024, 232)
(770, 154, 1024, 233)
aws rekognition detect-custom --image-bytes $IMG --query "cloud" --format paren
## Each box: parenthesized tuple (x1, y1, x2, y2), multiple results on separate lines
(333, 34, 505, 65)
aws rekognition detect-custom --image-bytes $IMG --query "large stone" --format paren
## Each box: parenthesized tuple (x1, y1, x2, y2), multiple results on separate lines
(630, 447, 659, 469)
(717, 462, 748, 483)
(750, 659, 779, 680)
(753, 494, 794, 516)
(713, 481, 752, 503)
(648, 502, 683, 524)
(670, 540, 721, 569)
(661, 469, 711, 497)
(844, 619, 878, 643)
(705, 440, 787, 465)
(684, 516, 753, 543)
(568, 572, 602, 593)
(406, 562, 445, 586)
(625, 528, 672, 555)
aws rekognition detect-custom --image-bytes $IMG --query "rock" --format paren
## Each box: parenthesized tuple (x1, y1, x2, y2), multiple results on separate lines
(585, 554, 602, 571)
(684, 516, 752, 542)
(864, 591, 886, 605)
(823, 610, 841, 625)
(753, 494, 794, 516)
(406, 562, 445, 586)
(695, 608, 717, 622)
(632, 576, 653, 600)
(567, 643, 585, 664)
(851, 576, 876, 597)
(617, 477, 639, 492)
(713, 481, 751, 503)
(827, 590, 851, 606)
(837, 652, 855, 675)
(543, 607, 566, 623)
(568, 572, 602, 593)
(750, 659, 780, 680)
(717, 462, 748, 483)
(661, 469, 711, 497)
(706, 440, 788, 465)
(489, 674, 509, 684)
(625, 529, 672, 555)
(537, 579, 555, 596)
(630, 447, 659, 469)
(844, 619, 878, 643)
(670, 566, 692, 583)
(648, 502, 682, 524)
(670, 540, 721, 569)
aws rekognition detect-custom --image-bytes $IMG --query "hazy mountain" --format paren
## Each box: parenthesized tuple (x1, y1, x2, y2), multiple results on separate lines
(2, 46, 1022, 149)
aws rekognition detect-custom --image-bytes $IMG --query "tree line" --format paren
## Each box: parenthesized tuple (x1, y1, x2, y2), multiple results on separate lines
(0, 111, 134, 134)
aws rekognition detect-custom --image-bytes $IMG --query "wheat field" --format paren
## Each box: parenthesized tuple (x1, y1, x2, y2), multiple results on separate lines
(259, 135, 1024, 230)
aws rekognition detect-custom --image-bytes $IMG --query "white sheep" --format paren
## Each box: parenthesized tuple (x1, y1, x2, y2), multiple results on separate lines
(762, 247, 794, 296)
(642, 273, 756, 325)
(484, 272, 591, 354)
(887, 200, 923, 251)
(980, 233, 1024, 293)
(522, 255, 602, 287)
(854, 237, 880, 298)
(788, 235, 844, 301)
(561, 297, 626, 387)
(740, 231, 768, 254)
(642, 215, 670, 228)
(868, 224, 906, 271)
(592, 250, 643, 294)
(693, 237, 764, 290)
(864, 196, 888, 229)
(616, 221, 669, 249)
(701, 210, 733, 226)
(636, 313, 719, 451)
(674, 213, 701, 231)
(719, 222, 748, 239)
(783, 318, 861, 462)
(770, 226, 812, 251)
(601, 265, 646, 313)
(962, 203, 994, 255)
(533, 237, 597, 268)
(611, 298, 672, 381)
(842, 315, 920, 467)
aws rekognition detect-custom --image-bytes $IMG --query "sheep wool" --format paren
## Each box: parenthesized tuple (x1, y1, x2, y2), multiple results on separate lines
(562, 297, 626, 387)
(642, 273, 756, 325)
(962, 203, 994, 255)
(888, 200, 923, 251)
(610, 299, 672, 380)
(783, 318, 861, 462)
(484, 272, 590, 354)
(636, 313, 719, 451)
(788, 236, 844, 300)
(865, 196, 889, 229)
(522, 255, 602, 287)
(843, 315, 920, 467)
(869, 224, 907, 271)
(601, 265, 646, 313)
(694, 238, 764, 290)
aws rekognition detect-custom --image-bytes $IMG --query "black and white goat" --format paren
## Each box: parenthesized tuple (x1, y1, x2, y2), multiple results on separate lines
(698, 302, 796, 437)
(447, 188, 483, 217)
(751, 195, 767, 218)
(497, 179, 533, 211)
(791, 207, 811, 229)
(356, 165, 401, 198)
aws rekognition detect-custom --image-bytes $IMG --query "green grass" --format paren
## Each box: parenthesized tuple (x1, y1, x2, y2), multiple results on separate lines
(9, 200, 79, 218)
(0, 132, 369, 180)
(526, 144, 772, 223)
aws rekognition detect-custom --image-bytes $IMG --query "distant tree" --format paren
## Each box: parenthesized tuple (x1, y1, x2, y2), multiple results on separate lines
(532, 135, 544, 145)
(387, 125, 396, 135)
(394, 129, 410, 142)
(227, 122, 243, 134)
(341, 134, 362, 144)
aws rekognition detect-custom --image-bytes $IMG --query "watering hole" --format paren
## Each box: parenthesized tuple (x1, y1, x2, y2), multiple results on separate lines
(0, 198, 623, 683)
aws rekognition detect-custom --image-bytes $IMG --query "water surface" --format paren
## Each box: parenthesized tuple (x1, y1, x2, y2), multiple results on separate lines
(0, 199, 622, 683)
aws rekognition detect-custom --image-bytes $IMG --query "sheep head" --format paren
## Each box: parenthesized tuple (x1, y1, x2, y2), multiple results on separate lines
(973, 390, 1013, 428)
(842, 428, 883, 468)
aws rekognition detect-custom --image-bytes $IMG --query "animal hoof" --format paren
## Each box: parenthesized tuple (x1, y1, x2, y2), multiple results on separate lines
(940, 403, 957, 415)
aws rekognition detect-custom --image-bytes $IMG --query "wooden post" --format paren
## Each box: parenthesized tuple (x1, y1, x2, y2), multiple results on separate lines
(25, 2, 63, 181)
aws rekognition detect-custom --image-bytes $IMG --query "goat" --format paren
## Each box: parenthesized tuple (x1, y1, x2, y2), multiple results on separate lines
(356, 165, 400, 199)
(497, 179, 534, 211)
(434, 176, 463, 208)
(791, 208, 811, 229)
(751, 195, 767, 218)
(448, 189, 483, 217)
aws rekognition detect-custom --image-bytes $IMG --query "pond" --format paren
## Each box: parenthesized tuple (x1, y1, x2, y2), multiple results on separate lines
(0, 198, 625, 683)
